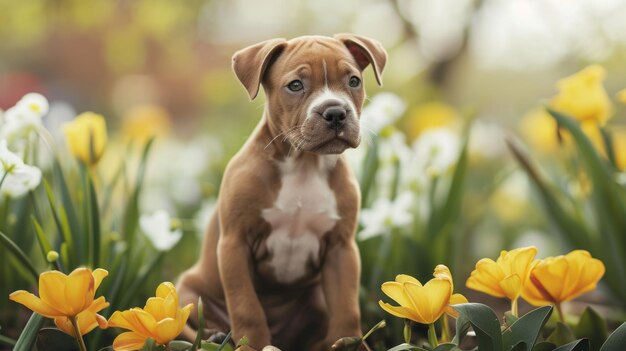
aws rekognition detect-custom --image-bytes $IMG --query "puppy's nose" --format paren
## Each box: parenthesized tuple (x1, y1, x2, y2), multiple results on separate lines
(322, 107, 347, 130)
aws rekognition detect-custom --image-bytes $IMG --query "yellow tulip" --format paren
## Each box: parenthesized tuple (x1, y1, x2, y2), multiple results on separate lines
(108, 282, 192, 350)
(522, 250, 605, 309)
(121, 105, 171, 143)
(405, 102, 460, 140)
(63, 112, 108, 165)
(9, 268, 109, 336)
(466, 246, 538, 316)
(432, 265, 468, 318)
(550, 64, 613, 126)
(617, 89, 626, 104)
(379, 274, 451, 325)
(612, 127, 626, 171)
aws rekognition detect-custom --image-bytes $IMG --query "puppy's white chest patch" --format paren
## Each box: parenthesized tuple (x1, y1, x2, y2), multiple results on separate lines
(262, 156, 339, 283)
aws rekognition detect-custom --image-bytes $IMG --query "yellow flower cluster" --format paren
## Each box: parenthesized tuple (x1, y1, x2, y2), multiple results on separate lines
(9, 268, 191, 351)
(466, 246, 605, 318)
(520, 65, 626, 171)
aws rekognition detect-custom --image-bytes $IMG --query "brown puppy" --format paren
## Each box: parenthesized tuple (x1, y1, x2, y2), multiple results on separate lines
(177, 34, 386, 351)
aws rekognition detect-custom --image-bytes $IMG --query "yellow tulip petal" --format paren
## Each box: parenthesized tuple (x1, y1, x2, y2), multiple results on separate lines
(176, 304, 193, 333)
(433, 265, 453, 283)
(92, 269, 109, 292)
(404, 279, 451, 324)
(109, 309, 152, 337)
(53, 317, 75, 336)
(156, 282, 176, 299)
(162, 293, 178, 319)
(65, 268, 95, 316)
(144, 297, 167, 321)
(506, 247, 537, 282)
(113, 331, 147, 351)
(154, 318, 180, 345)
(378, 301, 420, 322)
(132, 308, 158, 335)
(381, 282, 415, 310)
(450, 293, 468, 305)
(499, 274, 523, 300)
(395, 274, 421, 286)
(9, 290, 64, 318)
(445, 293, 468, 318)
(522, 275, 552, 306)
(466, 259, 506, 298)
(39, 271, 70, 315)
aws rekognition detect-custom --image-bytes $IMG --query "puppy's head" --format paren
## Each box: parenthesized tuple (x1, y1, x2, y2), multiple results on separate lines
(232, 34, 387, 154)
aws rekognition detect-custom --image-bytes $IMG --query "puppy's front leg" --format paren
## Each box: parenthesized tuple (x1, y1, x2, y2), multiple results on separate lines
(218, 234, 271, 350)
(320, 239, 363, 349)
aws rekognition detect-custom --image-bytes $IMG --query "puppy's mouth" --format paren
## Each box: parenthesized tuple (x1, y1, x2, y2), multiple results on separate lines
(301, 130, 361, 154)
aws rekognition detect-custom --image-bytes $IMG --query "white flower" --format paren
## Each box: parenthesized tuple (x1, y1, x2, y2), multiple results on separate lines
(360, 93, 406, 134)
(1, 93, 49, 142)
(0, 140, 42, 198)
(194, 198, 217, 238)
(358, 191, 415, 240)
(139, 210, 183, 251)
(411, 127, 461, 175)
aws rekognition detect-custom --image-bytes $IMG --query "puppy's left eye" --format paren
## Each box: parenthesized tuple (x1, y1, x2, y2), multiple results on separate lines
(349, 76, 361, 88)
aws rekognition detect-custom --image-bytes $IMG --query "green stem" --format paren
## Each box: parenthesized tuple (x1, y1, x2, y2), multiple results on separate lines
(555, 302, 565, 323)
(511, 298, 519, 318)
(428, 323, 438, 348)
(69, 316, 87, 351)
(441, 314, 451, 343)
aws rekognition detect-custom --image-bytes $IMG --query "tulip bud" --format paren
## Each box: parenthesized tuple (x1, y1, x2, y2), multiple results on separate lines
(46, 250, 59, 263)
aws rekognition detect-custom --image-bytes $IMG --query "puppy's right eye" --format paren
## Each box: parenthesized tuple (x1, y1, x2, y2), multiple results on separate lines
(287, 80, 304, 92)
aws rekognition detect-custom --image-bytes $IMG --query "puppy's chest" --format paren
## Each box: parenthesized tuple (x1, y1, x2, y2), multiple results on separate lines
(260, 158, 340, 284)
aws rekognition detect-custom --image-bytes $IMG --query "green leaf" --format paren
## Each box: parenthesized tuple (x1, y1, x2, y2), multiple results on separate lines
(118, 251, 163, 309)
(43, 180, 75, 269)
(35, 328, 78, 351)
(194, 297, 205, 349)
(216, 330, 233, 351)
(453, 303, 503, 351)
(511, 342, 528, 351)
(553, 339, 589, 351)
(170, 340, 194, 351)
(386, 343, 429, 351)
(86, 169, 101, 267)
(13, 313, 45, 351)
(548, 322, 577, 346)
(452, 306, 471, 346)
(30, 215, 53, 260)
(434, 343, 461, 351)
(503, 306, 553, 351)
(599, 321, 626, 351)
(52, 159, 82, 264)
(533, 342, 557, 351)
(0, 231, 38, 282)
(576, 307, 608, 351)
(0, 333, 16, 347)
(123, 138, 154, 252)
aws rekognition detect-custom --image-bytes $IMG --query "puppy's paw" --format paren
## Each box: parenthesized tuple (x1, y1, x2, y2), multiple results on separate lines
(262, 346, 282, 351)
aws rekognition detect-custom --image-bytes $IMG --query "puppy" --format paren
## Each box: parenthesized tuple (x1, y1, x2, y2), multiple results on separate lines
(177, 34, 386, 351)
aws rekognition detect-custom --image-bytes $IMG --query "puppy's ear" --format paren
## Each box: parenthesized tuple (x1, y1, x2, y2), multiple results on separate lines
(334, 33, 387, 86)
(232, 38, 288, 100)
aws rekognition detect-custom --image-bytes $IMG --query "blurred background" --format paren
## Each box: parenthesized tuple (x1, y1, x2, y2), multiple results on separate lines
(2, 0, 626, 348)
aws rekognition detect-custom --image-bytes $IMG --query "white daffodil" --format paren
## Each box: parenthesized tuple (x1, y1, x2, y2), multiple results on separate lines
(358, 191, 415, 240)
(139, 210, 183, 251)
(360, 93, 406, 134)
(1, 93, 49, 143)
(0, 141, 42, 198)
